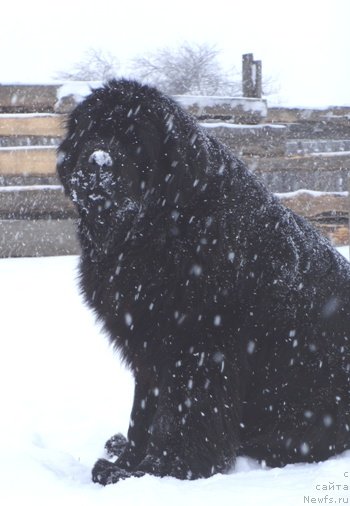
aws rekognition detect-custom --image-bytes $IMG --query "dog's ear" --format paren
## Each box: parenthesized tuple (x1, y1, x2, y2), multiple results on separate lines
(56, 105, 91, 194)
(130, 102, 210, 209)
(56, 136, 77, 195)
(159, 110, 210, 209)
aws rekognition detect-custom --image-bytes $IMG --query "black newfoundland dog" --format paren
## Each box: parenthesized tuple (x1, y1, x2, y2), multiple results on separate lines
(57, 79, 350, 485)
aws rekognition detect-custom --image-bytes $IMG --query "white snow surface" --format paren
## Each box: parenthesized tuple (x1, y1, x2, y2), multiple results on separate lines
(275, 189, 349, 199)
(0, 145, 54, 152)
(200, 122, 286, 130)
(57, 81, 103, 104)
(0, 250, 349, 506)
(0, 185, 63, 193)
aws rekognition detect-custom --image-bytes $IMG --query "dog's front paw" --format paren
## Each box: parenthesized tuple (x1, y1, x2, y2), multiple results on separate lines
(92, 458, 130, 485)
(104, 433, 128, 458)
(92, 458, 144, 485)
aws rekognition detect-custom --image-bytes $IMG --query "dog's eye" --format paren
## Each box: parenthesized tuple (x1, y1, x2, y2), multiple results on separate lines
(88, 150, 113, 168)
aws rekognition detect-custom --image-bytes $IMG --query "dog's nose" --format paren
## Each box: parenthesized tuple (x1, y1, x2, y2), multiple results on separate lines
(89, 150, 113, 168)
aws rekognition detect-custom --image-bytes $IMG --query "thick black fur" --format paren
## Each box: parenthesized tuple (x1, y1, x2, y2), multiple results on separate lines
(57, 79, 350, 485)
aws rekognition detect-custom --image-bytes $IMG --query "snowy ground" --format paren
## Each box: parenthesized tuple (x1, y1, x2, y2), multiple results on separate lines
(0, 248, 349, 506)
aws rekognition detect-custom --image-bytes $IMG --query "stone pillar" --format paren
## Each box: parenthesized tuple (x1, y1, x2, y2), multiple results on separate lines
(242, 53, 262, 98)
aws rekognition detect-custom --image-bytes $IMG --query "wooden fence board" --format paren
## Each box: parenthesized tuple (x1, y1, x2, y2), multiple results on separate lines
(0, 114, 65, 137)
(0, 147, 57, 175)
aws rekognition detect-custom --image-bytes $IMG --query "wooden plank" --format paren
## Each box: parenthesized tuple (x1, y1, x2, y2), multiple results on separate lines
(245, 153, 350, 173)
(0, 218, 80, 257)
(0, 147, 57, 175)
(0, 85, 60, 113)
(316, 224, 349, 247)
(204, 124, 287, 157)
(0, 187, 347, 257)
(175, 96, 267, 123)
(0, 114, 66, 137)
(0, 184, 347, 222)
(0, 185, 77, 219)
(268, 106, 350, 124)
(277, 191, 348, 218)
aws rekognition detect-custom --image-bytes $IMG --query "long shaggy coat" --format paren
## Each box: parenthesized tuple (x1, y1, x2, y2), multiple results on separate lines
(57, 80, 350, 485)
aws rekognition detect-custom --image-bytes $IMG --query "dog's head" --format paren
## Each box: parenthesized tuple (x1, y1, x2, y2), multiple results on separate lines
(57, 80, 210, 247)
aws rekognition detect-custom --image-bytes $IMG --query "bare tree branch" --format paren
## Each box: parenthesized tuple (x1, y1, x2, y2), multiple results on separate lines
(55, 48, 120, 81)
(55, 43, 278, 98)
(130, 43, 241, 96)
